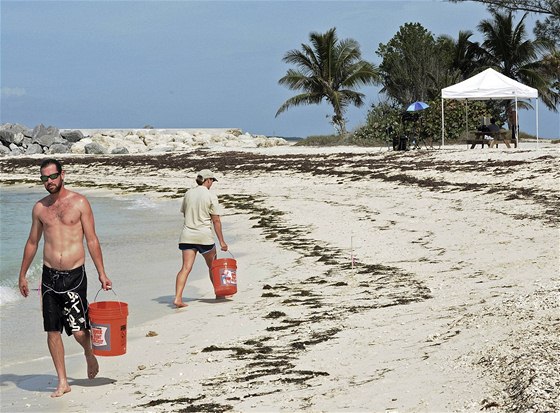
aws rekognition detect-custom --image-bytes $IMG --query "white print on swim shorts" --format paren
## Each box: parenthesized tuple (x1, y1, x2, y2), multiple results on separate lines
(63, 292, 85, 332)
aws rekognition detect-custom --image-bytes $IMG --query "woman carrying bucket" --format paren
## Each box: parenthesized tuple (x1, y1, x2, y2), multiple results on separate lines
(174, 169, 228, 308)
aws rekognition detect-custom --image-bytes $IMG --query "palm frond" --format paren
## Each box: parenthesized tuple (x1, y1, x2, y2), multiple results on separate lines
(276, 27, 378, 134)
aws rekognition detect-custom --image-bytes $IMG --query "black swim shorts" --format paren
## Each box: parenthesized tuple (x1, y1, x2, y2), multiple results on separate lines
(41, 265, 90, 335)
(178, 243, 215, 254)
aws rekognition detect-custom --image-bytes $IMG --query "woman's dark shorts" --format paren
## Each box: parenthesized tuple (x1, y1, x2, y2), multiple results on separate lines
(42, 265, 90, 336)
(179, 243, 215, 254)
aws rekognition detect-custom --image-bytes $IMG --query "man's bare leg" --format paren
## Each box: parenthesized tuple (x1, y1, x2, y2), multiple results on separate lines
(47, 331, 71, 397)
(73, 330, 99, 379)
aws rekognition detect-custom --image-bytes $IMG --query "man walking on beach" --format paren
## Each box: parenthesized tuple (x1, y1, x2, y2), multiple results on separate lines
(174, 169, 228, 307)
(18, 158, 112, 398)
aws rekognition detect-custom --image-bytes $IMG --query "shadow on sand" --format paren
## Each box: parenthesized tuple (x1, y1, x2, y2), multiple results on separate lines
(0, 373, 116, 393)
(153, 295, 232, 309)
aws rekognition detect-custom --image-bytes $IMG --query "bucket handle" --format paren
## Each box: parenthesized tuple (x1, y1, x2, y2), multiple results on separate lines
(214, 250, 235, 260)
(92, 288, 125, 316)
(93, 287, 119, 302)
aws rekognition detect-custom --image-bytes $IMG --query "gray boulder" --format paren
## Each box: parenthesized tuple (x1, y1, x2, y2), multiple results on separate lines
(46, 126, 60, 136)
(22, 128, 34, 138)
(0, 130, 15, 145)
(0, 130, 24, 145)
(33, 135, 56, 147)
(53, 136, 69, 145)
(0, 144, 10, 156)
(13, 132, 25, 145)
(22, 137, 32, 148)
(111, 146, 129, 154)
(61, 130, 84, 142)
(85, 142, 108, 154)
(149, 145, 174, 153)
(26, 143, 44, 155)
(49, 143, 70, 154)
(0, 123, 31, 135)
(32, 124, 49, 139)
(9, 146, 24, 156)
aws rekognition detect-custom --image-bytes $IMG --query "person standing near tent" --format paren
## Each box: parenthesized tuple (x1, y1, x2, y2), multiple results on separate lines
(174, 169, 228, 308)
(18, 158, 112, 398)
(508, 108, 517, 141)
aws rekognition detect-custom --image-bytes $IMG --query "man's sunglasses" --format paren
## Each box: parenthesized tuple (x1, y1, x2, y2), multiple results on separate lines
(40, 173, 60, 182)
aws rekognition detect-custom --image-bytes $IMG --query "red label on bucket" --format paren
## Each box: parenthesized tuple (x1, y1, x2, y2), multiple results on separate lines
(91, 323, 111, 350)
(220, 269, 237, 286)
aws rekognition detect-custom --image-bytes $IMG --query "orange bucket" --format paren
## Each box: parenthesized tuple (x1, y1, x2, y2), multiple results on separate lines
(89, 290, 128, 356)
(211, 254, 237, 296)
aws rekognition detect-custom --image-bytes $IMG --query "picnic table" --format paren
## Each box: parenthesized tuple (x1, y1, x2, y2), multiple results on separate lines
(467, 130, 516, 149)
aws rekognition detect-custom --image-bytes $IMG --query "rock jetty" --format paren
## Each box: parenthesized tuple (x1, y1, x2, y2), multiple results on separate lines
(0, 123, 289, 157)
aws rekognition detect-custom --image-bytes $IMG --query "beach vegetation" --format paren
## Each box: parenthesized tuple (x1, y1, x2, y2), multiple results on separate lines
(294, 134, 345, 146)
(352, 10, 558, 146)
(276, 27, 380, 137)
(438, 30, 481, 82)
(353, 99, 501, 146)
(376, 23, 455, 104)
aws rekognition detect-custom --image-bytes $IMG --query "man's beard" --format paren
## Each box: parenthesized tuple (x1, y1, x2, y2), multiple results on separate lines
(46, 181, 63, 194)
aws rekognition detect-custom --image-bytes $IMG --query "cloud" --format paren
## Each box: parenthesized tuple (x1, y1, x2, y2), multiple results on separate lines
(1, 87, 26, 97)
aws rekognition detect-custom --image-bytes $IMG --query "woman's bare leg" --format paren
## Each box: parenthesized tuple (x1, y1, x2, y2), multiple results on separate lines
(174, 249, 197, 307)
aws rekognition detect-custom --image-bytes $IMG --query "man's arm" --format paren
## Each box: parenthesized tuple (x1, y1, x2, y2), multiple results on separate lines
(19, 204, 43, 297)
(80, 197, 112, 290)
(211, 215, 228, 251)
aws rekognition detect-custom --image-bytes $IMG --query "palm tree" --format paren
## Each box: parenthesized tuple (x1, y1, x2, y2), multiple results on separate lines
(439, 30, 481, 80)
(276, 28, 379, 135)
(476, 11, 558, 111)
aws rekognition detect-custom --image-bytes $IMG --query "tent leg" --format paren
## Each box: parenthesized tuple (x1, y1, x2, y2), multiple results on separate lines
(441, 99, 445, 147)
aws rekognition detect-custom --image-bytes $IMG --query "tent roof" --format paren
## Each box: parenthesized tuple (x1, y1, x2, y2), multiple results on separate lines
(441, 68, 538, 100)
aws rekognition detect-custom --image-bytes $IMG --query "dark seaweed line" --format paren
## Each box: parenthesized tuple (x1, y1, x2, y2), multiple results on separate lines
(177, 193, 433, 411)
(2, 151, 556, 225)
(139, 192, 432, 411)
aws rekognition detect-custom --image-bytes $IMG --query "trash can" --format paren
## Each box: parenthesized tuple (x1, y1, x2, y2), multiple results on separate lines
(398, 136, 408, 151)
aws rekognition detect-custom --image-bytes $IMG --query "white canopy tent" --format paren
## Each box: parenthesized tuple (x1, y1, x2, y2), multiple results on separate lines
(441, 68, 539, 147)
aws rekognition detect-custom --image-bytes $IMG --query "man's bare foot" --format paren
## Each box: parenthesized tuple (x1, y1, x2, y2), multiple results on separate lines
(51, 383, 71, 398)
(86, 353, 99, 379)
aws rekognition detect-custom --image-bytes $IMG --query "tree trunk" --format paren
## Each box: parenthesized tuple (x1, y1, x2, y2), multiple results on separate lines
(333, 107, 347, 136)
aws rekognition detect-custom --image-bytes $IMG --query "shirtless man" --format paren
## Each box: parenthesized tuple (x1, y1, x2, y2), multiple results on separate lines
(18, 158, 112, 398)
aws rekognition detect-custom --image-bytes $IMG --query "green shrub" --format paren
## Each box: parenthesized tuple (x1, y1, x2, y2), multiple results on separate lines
(295, 134, 346, 146)
(351, 101, 401, 146)
(352, 99, 506, 146)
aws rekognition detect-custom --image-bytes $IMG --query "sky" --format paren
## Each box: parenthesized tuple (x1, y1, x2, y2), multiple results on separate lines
(1, 0, 559, 139)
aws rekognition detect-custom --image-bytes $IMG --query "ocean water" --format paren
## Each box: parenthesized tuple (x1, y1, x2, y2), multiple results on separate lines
(0, 185, 216, 367)
(0, 187, 45, 306)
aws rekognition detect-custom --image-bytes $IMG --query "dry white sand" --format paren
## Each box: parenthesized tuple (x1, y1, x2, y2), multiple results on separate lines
(0, 142, 558, 412)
